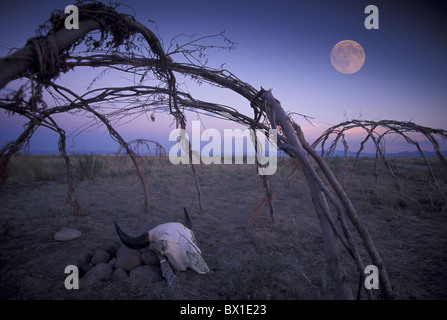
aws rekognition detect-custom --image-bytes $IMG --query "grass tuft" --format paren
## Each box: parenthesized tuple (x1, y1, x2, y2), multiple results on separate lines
(73, 153, 103, 181)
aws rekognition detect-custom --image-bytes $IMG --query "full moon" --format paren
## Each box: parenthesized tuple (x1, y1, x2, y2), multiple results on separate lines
(330, 40, 365, 74)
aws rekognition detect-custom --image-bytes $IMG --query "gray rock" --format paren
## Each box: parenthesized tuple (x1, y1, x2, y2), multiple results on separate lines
(91, 249, 110, 265)
(115, 246, 142, 271)
(103, 241, 120, 256)
(141, 249, 158, 266)
(111, 268, 128, 282)
(80, 263, 94, 277)
(116, 246, 140, 258)
(130, 265, 163, 283)
(82, 263, 112, 282)
(54, 228, 81, 241)
(108, 257, 117, 268)
(77, 251, 93, 270)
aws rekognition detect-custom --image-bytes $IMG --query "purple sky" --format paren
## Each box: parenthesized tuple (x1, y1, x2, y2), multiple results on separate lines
(1, 0, 446, 154)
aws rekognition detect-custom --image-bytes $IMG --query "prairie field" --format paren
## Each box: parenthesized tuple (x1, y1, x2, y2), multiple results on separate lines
(0, 153, 446, 300)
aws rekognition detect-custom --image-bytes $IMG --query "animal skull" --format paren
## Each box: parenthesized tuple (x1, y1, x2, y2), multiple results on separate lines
(149, 222, 209, 274)
(114, 208, 209, 274)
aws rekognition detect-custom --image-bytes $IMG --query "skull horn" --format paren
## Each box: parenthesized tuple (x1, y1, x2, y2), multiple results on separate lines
(183, 207, 192, 230)
(114, 222, 150, 249)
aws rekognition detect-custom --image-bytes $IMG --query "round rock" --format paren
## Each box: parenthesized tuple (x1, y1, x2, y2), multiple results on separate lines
(141, 249, 158, 266)
(130, 265, 163, 283)
(108, 257, 117, 269)
(54, 228, 81, 241)
(103, 241, 121, 256)
(91, 249, 110, 265)
(111, 268, 128, 282)
(82, 263, 112, 282)
(115, 246, 142, 271)
(116, 246, 140, 258)
(80, 263, 94, 277)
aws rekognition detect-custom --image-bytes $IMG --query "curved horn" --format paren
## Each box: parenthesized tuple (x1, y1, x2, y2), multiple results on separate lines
(114, 222, 150, 249)
(183, 207, 192, 230)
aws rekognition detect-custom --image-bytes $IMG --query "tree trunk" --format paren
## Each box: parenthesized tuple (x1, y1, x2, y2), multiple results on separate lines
(261, 90, 354, 299)
(0, 19, 100, 89)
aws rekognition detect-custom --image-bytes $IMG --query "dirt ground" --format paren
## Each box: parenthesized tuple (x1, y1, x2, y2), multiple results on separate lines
(0, 155, 446, 300)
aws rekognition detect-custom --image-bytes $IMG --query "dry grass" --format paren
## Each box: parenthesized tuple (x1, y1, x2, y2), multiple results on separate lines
(0, 154, 446, 299)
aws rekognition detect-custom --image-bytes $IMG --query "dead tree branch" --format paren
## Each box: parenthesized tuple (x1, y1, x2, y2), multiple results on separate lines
(313, 120, 447, 191)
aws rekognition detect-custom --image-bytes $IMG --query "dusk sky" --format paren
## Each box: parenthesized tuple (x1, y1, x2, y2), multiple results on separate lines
(1, 0, 446, 154)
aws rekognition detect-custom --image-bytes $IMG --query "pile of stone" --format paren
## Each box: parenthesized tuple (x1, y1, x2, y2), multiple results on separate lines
(78, 241, 165, 284)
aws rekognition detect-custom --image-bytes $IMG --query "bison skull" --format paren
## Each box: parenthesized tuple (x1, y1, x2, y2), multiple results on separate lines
(114, 208, 209, 274)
